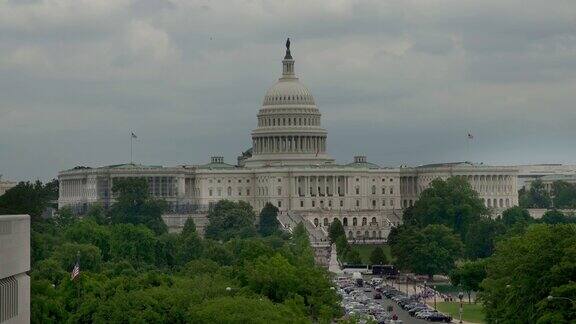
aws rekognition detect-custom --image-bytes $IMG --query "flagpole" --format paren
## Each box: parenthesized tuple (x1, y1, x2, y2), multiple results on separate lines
(130, 132, 133, 164)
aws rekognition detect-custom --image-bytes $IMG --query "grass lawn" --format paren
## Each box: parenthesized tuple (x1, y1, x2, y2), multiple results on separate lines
(435, 283, 460, 294)
(352, 244, 395, 264)
(434, 302, 485, 323)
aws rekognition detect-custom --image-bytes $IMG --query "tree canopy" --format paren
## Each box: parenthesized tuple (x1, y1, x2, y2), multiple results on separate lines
(0, 179, 58, 219)
(109, 177, 167, 234)
(369, 246, 388, 265)
(404, 177, 488, 239)
(551, 180, 576, 209)
(205, 200, 257, 241)
(518, 179, 552, 209)
(450, 259, 487, 303)
(30, 190, 341, 323)
(480, 224, 576, 323)
(391, 224, 463, 277)
(258, 202, 280, 236)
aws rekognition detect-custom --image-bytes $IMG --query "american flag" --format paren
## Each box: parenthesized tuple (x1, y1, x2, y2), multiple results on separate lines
(71, 255, 80, 280)
(467, 133, 474, 139)
(131, 132, 138, 139)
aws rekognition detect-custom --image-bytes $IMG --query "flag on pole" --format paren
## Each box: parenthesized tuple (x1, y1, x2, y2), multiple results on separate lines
(131, 132, 138, 139)
(467, 133, 474, 140)
(71, 253, 80, 280)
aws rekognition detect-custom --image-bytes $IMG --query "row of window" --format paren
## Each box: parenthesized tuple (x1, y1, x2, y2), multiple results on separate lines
(208, 178, 250, 184)
(208, 187, 251, 197)
(484, 198, 511, 208)
(259, 116, 319, 127)
(314, 216, 382, 227)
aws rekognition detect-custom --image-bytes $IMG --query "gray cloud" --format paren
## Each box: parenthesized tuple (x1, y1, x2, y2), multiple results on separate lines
(0, 0, 575, 181)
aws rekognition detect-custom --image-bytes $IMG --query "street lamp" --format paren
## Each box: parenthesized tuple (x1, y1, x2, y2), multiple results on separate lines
(433, 285, 437, 311)
(458, 291, 464, 324)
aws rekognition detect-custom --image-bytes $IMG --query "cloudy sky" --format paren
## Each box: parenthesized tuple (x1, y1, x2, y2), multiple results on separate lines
(1, 0, 575, 181)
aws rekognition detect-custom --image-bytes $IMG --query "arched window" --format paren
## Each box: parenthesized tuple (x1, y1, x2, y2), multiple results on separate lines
(355, 187, 360, 195)
(362, 217, 367, 226)
(372, 185, 376, 194)
(487, 199, 492, 207)
(378, 230, 382, 238)
(343, 217, 348, 226)
(348, 231, 353, 238)
(371, 217, 377, 225)
(313, 218, 319, 227)
(382, 187, 385, 194)
(372, 200, 376, 208)
(506, 198, 510, 207)
(372, 231, 377, 238)
(277, 187, 282, 195)
(353, 217, 357, 226)
(499, 199, 503, 208)
(323, 218, 329, 226)
(364, 230, 369, 237)
(356, 200, 360, 207)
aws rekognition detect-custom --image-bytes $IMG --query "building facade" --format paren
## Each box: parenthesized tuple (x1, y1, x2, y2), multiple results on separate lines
(0, 215, 30, 324)
(58, 41, 519, 241)
(0, 176, 17, 196)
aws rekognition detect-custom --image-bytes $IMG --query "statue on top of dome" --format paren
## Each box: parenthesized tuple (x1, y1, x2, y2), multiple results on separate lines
(284, 38, 292, 59)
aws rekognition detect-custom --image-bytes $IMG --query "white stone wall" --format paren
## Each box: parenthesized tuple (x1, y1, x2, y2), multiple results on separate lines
(0, 215, 30, 324)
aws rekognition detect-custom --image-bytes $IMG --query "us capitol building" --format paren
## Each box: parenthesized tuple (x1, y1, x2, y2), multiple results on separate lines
(58, 40, 518, 241)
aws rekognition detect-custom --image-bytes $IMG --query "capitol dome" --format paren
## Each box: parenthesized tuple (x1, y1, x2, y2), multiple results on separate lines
(263, 79, 315, 106)
(242, 38, 334, 168)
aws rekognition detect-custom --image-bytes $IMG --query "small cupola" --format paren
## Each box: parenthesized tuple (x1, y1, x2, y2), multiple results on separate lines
(354, 156, 367, 163)
(211, 156, 224, 164)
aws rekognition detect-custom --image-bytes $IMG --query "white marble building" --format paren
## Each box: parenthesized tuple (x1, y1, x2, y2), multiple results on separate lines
(0, 175, 17, 196)
(58, 40, 518, 240)
(0, 215, 30, 324)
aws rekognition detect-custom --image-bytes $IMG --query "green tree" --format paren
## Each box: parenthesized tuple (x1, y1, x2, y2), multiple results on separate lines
(540, 209, 576, 224)
(392, 224, 463, 278)
(405, 177, 487, 238)
(258, 202, 280, 236)
(64, 218, 111, 260)
(52, 242, 102, 272)
(205, 200, 257, 241)
(0, 180, 58, 220)
(54, 206, 77, 229)
(344, 249, 362, 265)
(188, 296, 309, 324)
(109, 177, 167, 234)
(552, 180, 576, 209)
(480, 224, 576, 323)
(328, 218, 346, 243)
(369, 246, 388, 265)
(176, 218, 203, 265)
(245, 253, 299, 302)
(520, 179, 552, 208)
(109, 223, 157, 265)
(450, 259, 487, 303)
(500, 206, 533, 235)
(464, 218, 506, 259)
(85, 204, 109, 225)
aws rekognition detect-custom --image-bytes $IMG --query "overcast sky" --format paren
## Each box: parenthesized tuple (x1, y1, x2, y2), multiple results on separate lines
(1, 0, 575, 181)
